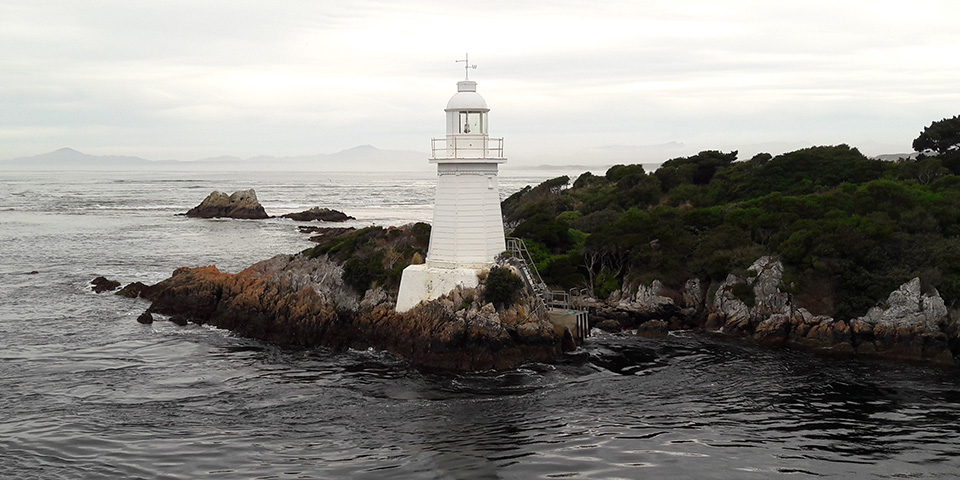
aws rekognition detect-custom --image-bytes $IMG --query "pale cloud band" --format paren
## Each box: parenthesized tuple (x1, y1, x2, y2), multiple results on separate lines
(2, 0, 958, 163)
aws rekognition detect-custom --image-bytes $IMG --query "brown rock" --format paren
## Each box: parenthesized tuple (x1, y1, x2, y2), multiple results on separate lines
(865, 323, 954, 365)
(516, 322, 543, 341)
(185, 189, 268, 219)
(705, 313, 723, 331)
(595, 319, 622, 333)
(753, 314, 791, 345)
(141, 255, 561, 372)
(722, 315, 753, 336)
(136, 311, 154, 324)
(91, 276, 121, 293)
(636, 319, 669, 338)
(282, 207, 354, 222)
(115, 281, 154, 298)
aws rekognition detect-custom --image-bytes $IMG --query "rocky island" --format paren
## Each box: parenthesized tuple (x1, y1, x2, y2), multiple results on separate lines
(185, 189, 269, 219)
(109, 116, 960, 371)
(281, 207, 354, 222)
(184, 189, 355, 224)
(120, 224, 563, 372)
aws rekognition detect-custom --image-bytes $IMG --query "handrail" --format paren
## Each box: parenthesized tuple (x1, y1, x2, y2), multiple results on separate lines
(504, 237, 589, 318)
(502, 237, 591, 341)
(431, 137, 504, 159)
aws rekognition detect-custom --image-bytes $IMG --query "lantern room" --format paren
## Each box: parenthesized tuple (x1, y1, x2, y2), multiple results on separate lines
(445, 80, 489, 136)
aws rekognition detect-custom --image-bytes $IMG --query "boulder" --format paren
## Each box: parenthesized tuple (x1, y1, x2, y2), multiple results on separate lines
(748, 256, 793, 317)
(185, 189, 268, 219)
(707, 268, 956, 364)
(595, 319, 622, 332)
(850, 277, 955, 364)
(282, 207, 354, 222)
(604, 280, 681, 327)
(619, 280, 675, 313)
(753, 314, 792, 345)
(636, 319, 669, 338)
(136, 311, 154, 324)
(713, 273, 752, 331)
(115, 281, 154, 298)
(91, 276, 121, 293)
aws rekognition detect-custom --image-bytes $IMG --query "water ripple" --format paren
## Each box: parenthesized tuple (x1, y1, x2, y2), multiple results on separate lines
(5, 171, 960, 479)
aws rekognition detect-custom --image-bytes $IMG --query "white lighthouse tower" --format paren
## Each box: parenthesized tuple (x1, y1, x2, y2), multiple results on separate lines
(396, 56, 507, 312)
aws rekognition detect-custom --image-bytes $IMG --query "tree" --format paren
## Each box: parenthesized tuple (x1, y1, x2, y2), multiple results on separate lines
(653, 150, 738, 192)
(913, 115, 960, 155)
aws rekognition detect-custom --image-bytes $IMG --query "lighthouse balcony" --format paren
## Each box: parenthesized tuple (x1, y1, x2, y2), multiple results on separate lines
(431, 136, 505, 161)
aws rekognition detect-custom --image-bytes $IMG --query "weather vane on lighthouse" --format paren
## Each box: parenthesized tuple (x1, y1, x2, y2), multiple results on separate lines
(456, 53, 477, 81)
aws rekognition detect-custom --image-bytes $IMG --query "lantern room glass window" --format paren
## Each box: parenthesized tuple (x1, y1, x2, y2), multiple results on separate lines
(459, 111, 487, 134)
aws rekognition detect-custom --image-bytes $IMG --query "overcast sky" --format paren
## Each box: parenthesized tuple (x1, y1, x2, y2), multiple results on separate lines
(2, 0, 959, 164)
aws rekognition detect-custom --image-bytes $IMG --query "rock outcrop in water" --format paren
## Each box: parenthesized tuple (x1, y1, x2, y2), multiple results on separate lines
(185, 189, 268, 219)
(595, 256, 960, 366)
(136, 254, 562, 372)
(850, 277, 955, 364)
(297, 226, 356, 243)
(91, 276, 121, 293)
(282, 207, 354, 222)
(590, 278, 704, 336)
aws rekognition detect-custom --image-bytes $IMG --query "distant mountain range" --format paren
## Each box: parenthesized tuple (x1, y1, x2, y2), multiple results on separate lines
(1, 144, 916, 173)
(0, 146, 431, 172)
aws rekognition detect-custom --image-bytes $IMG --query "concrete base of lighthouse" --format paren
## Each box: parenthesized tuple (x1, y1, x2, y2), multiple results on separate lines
(395, 264, 489, 313)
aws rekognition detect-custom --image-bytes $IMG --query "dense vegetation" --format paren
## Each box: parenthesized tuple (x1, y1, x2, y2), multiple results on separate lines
(303, 223, 431, 294)
(503, 116, 960, 320)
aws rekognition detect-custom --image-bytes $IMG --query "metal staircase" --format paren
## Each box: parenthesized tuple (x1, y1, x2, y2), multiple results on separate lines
(503, 237, 590, 342)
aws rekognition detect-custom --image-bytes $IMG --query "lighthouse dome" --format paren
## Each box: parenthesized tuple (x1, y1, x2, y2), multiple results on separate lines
(445, 81, 489, 112)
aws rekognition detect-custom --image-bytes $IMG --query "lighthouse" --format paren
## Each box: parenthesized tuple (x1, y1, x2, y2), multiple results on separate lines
(395, 56, 507, 312)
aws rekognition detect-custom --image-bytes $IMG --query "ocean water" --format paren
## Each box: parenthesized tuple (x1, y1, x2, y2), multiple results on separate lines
(2, 169, 960, 479)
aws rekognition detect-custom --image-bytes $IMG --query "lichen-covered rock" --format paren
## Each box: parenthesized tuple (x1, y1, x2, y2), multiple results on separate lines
(618, 280, 676, 313)
(850, 277, 954, 364)
(855, 278, 947, 331)
(185, 189, 268, 219)
(705, 267, 957, 364)
(599, 280, 683, 328)
(360, 287, 390, 308)
(713, 273, 752, 331)
(140, 254, 561, 372)
(748, 256, 793, 318)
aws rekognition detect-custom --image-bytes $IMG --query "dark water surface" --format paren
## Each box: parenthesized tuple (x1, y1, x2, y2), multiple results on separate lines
(3, 171, 960, 479)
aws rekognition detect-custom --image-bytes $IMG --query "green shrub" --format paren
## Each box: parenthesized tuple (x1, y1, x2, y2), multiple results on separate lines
(484, 267, 524, 309)
(594, 270, 621, 300)
(342, 251, 386, 294)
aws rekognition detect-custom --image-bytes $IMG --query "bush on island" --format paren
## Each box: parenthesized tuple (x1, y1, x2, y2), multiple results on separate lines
(484, 266, 524, 310)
